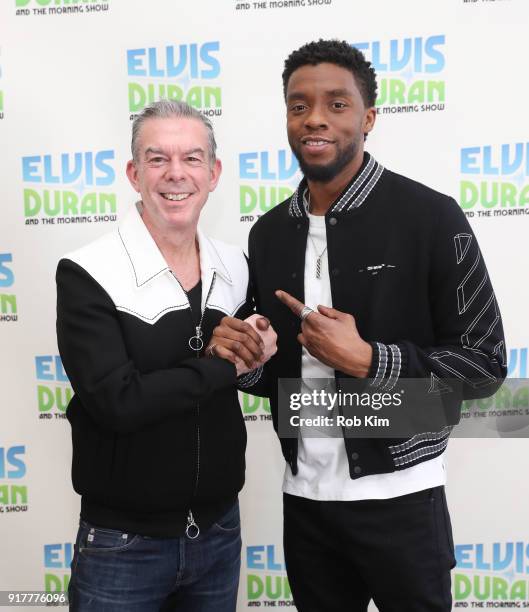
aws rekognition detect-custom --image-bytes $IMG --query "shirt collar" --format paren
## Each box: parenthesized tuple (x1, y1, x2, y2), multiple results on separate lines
(289, 152, 385, 218)
(118, 202, 233, 288)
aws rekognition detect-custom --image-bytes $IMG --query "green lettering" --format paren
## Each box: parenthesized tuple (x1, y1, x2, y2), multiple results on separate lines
(38, 385, 54, 412)
(128, 82, 146, 113)
(459, 181, 478, 210)
(240, 185, 257, 214)
(0, 295, 17, 315)
(247, 575, 263, 600)
(24, 189, 41, 217)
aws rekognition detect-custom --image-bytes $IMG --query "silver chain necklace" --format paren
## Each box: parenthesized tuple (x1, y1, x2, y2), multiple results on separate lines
(307, 192, 327, 279)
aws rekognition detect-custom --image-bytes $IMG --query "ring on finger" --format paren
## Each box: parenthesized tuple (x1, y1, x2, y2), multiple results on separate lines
(299, 305, 314, 322)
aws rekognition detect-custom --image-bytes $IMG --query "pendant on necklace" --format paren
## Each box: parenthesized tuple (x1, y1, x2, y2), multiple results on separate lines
(189, 326, 204, 352)
(316, 256, 322, 280)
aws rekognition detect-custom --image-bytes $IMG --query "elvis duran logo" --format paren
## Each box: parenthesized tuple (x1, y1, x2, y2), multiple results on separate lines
(239, 149, 300, 223)
(21, 150, 117, 226)
(15, 0, 110, 17)
(44, 543, 72, 594)
(353, 35, 446, 115)
(0, 445, 28, 513)
(234, 0, 332, 11)
(459, 143, 529, 219)
(454, 542, 529, 605)
(36, 356, 72, 421)
(240, 393, 272, 423)
(126, 42, 221, 119)
(246, 545, 293, 606)
(0, 254, 17, 323)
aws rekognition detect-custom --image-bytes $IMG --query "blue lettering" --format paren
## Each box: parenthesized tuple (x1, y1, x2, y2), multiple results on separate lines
(424, 35, 445, 73)
(61, 153, 83, 185)
(247, 546, 265, 570)
(483, 146, 500, 176)
(36, 356, 54, 381)
(44, 543, 73, 569)
(44, 155, 60, 184)
(127, 49, 146, 77)
(200, 42, 220, 79)
(508, 348, 528, 378)
(0, 254, 14, 288)
(240, 153, 258, 180)
(22, 156, 41, 183)
(95, 150, 115, 186)
(44, 544, 62, 569)
(461, 147, 481, 174)
(266, 545, 283, 571)
(148, 47, 164, 78)
(455, 544, 473, 569)
(475, 543, 491, 571)
(0, 446, 26, 479)
(166, 45, 187, 78)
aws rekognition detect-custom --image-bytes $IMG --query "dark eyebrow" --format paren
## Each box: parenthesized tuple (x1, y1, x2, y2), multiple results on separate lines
(286, 91, 308, 102)
(287, 88, 354, 102)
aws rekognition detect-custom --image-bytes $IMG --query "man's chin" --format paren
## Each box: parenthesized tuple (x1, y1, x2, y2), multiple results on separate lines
(299, 162, 340, 183)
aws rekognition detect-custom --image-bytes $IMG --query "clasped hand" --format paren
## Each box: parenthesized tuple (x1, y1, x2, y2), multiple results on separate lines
(206, 290, 372, 379)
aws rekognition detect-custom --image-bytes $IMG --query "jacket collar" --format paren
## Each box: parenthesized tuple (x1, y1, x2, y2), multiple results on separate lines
(288, 152, 385, 218)
(118, 202, 233, 288)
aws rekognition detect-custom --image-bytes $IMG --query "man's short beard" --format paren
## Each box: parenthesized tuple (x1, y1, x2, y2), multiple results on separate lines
(293, 141, 358, 183)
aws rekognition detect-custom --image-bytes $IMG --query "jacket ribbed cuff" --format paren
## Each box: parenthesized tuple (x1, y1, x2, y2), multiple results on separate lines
(368, 342, 407, 390)
(237, 365, 263, 389)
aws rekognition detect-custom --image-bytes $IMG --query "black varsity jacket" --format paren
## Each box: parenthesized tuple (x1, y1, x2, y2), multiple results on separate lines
(56, 203, 253, 537)
(247, 153, 507, 479)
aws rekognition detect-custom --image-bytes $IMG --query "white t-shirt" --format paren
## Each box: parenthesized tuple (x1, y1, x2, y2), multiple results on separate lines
(282, 210, 446, 501)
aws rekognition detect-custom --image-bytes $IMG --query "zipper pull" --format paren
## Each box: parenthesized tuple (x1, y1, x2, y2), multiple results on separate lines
(188, 327, 204, 352)
(186, 510, 200, 539)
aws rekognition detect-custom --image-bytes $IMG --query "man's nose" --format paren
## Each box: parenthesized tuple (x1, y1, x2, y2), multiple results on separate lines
(304, 104, 328, 130)
(164, 157, 186, 181)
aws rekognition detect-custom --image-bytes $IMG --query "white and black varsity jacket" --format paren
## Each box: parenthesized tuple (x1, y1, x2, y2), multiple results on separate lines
(56, 203, 253, 537)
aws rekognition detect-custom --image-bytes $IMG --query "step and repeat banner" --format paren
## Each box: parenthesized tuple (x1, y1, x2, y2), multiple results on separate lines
(1, 0, 528, 609)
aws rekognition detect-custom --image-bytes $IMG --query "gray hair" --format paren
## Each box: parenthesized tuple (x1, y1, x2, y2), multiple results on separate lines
(131, 99, 217, 164)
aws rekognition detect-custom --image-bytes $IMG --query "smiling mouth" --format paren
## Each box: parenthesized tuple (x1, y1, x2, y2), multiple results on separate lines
(161, 193, 191, 201)
(301, 138, 334, 148)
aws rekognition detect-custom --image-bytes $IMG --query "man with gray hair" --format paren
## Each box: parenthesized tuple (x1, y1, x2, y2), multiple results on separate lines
(56, 99, 276, 611)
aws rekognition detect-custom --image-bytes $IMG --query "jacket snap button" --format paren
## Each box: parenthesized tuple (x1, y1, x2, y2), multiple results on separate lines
(329, 217, 337, 226)
(332, 268, 339, 276)
(296, 223, 302, 230)
(353, 466, 362, 475)
(351, 452, 359, 461)
(291, 272, 297, 279)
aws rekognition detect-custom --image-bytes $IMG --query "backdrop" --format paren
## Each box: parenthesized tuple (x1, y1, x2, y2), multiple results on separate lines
(1, 0, 528, 609)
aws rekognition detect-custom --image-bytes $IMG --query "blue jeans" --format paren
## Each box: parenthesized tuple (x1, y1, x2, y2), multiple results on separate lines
(68, 502, 241, 611)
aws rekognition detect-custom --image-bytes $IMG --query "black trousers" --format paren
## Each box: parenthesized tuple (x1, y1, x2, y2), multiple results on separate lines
(283, 487, 456, 612)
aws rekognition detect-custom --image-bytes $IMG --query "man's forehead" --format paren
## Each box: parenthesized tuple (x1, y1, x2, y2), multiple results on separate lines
(137, 116, 208, 149)
(287, 63, 358, 95)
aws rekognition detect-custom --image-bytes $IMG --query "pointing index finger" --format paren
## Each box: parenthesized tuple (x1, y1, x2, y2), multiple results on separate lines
(275, 290, 305, 317)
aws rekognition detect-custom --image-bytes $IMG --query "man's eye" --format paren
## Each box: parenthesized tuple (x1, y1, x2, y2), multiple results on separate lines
(148, 157, 164, 163)
(332, 102, 347, 109)
(290, 104, 306, 113)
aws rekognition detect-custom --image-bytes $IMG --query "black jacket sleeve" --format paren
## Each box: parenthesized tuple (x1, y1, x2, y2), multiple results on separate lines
(56, 258, 237, 435)
(368, 198, 507, 399)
